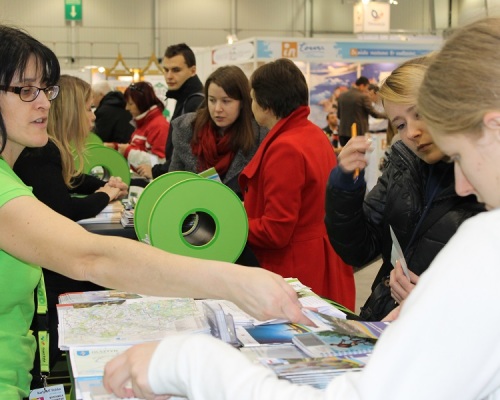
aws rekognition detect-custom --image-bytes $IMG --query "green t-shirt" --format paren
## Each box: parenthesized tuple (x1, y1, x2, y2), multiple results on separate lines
(0, 157, 41, 398)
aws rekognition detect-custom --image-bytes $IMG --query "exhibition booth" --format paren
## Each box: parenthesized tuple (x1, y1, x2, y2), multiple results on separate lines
(87, 28, 442, 191)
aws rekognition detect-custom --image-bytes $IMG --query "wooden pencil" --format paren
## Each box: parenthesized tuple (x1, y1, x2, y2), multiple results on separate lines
(351, 123, 359, 179)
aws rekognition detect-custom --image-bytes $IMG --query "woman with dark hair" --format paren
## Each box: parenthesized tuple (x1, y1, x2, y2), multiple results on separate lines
(240, 58, 355, 308)
(0, 25, 307, 398)
(165, 65, 266, 198)
(106, 81, 169, 171)
(13, 75, 128, 385)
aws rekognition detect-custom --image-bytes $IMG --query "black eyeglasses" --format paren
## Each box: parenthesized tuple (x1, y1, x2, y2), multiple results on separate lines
(0, 85, 60, 102)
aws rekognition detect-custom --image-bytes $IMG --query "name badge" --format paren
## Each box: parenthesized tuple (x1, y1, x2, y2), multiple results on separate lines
(29, 384, 66, 400)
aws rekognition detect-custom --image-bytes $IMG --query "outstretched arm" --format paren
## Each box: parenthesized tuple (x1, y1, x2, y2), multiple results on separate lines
(0, 195, 309, 324)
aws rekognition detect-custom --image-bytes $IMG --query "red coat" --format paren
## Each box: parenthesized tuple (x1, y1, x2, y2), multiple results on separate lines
(239, 106, 355, 310)
(123, 106, 169, 160)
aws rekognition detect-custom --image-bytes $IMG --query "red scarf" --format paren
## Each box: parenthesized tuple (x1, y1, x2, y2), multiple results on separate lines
(191, 124, 235, 177)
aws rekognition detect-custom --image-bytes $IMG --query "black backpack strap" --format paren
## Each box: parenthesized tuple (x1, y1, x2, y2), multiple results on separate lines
(181, 92, 204, 114)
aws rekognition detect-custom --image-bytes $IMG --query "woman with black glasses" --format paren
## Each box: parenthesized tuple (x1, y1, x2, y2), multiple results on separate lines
(0, 25, 308, 399)
(13, 75, 128, 387)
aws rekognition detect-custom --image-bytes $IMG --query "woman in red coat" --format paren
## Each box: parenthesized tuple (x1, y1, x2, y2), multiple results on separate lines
(239, 58, 355, 310)
(106, 81, 169, 172)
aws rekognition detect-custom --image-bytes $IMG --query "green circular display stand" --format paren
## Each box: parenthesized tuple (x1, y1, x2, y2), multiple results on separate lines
(148, 178, 248, 262)
(82, 145, 131, 185)
(133, 171, 201, 242)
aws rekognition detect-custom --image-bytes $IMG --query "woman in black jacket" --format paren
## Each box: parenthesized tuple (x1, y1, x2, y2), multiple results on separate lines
(325, 55, 485, 320)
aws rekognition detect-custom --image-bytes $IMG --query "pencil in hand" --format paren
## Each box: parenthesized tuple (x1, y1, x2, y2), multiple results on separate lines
(351, 123, 359, 180)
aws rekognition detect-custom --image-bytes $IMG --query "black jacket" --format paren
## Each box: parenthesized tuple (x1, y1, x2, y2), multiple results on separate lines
(94, 91, 134, 143)
(337, 87, 385, 138)
(152, 75, 204, 178)
(14, 140, 110, 221)
(325, 140, 485, 294)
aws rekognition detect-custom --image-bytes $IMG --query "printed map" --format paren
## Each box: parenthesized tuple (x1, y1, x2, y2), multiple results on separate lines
(58, 297, 208, 349)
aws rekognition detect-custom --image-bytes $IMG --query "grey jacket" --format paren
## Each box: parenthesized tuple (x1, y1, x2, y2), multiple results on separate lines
(169, 112, 267, 198)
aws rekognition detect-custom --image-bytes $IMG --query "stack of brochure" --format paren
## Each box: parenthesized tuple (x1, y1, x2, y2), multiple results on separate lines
(234, 281, 390, 390)
(292, 310, 388, 362)
(77, 201, 124, 225)
(259, 356, 365, 389)
(120, 208, 134, 227)
(59, 280, 387, 398)
(69, 345, 186, 400)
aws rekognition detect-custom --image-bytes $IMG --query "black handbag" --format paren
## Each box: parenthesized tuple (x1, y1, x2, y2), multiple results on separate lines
(359, 276, 397, 321)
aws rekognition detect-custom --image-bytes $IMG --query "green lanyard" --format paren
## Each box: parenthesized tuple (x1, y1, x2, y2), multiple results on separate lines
(35, 273, 50, 381)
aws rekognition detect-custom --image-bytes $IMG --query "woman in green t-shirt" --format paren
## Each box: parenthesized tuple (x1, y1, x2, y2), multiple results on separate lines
(0, 26, 309, 399)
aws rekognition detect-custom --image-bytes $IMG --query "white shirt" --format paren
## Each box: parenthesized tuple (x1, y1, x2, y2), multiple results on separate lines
(148, 209, 500, 399)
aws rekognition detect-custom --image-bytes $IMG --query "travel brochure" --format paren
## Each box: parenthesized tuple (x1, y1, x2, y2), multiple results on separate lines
(259, 356, 364, 390)
(59, 279, 389, 399)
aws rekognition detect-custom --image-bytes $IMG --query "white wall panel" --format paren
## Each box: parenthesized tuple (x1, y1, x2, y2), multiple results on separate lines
(312, 0, 357, 34)
(156, 0, 231, 47)
(237, 0, 305, 36)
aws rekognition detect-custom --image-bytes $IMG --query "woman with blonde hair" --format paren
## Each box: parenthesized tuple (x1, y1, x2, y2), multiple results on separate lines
(324, 54, 484, 320)
(15, 74, 126, 220)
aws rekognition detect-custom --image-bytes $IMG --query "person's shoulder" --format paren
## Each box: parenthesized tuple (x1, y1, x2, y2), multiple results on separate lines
(389, 140, 417, 161)
(18, 140, 59, 161)
(251, 119, 268, 142)
(337, 89, 349, 100)
(447, 209, 500, 254)
(464, 207, 499, 223)
(173, 112, 196, 128)
(99, 91, 126, 108)
(182, 92, 204, 114)
(0, 159, 34, 201)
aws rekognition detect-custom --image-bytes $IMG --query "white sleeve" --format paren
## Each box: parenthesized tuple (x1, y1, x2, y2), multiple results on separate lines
(127, 149, 152, 168)
(328, 211, 500, 399)
(147, 212, 500, 400)
(147, 334, 327, 400)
